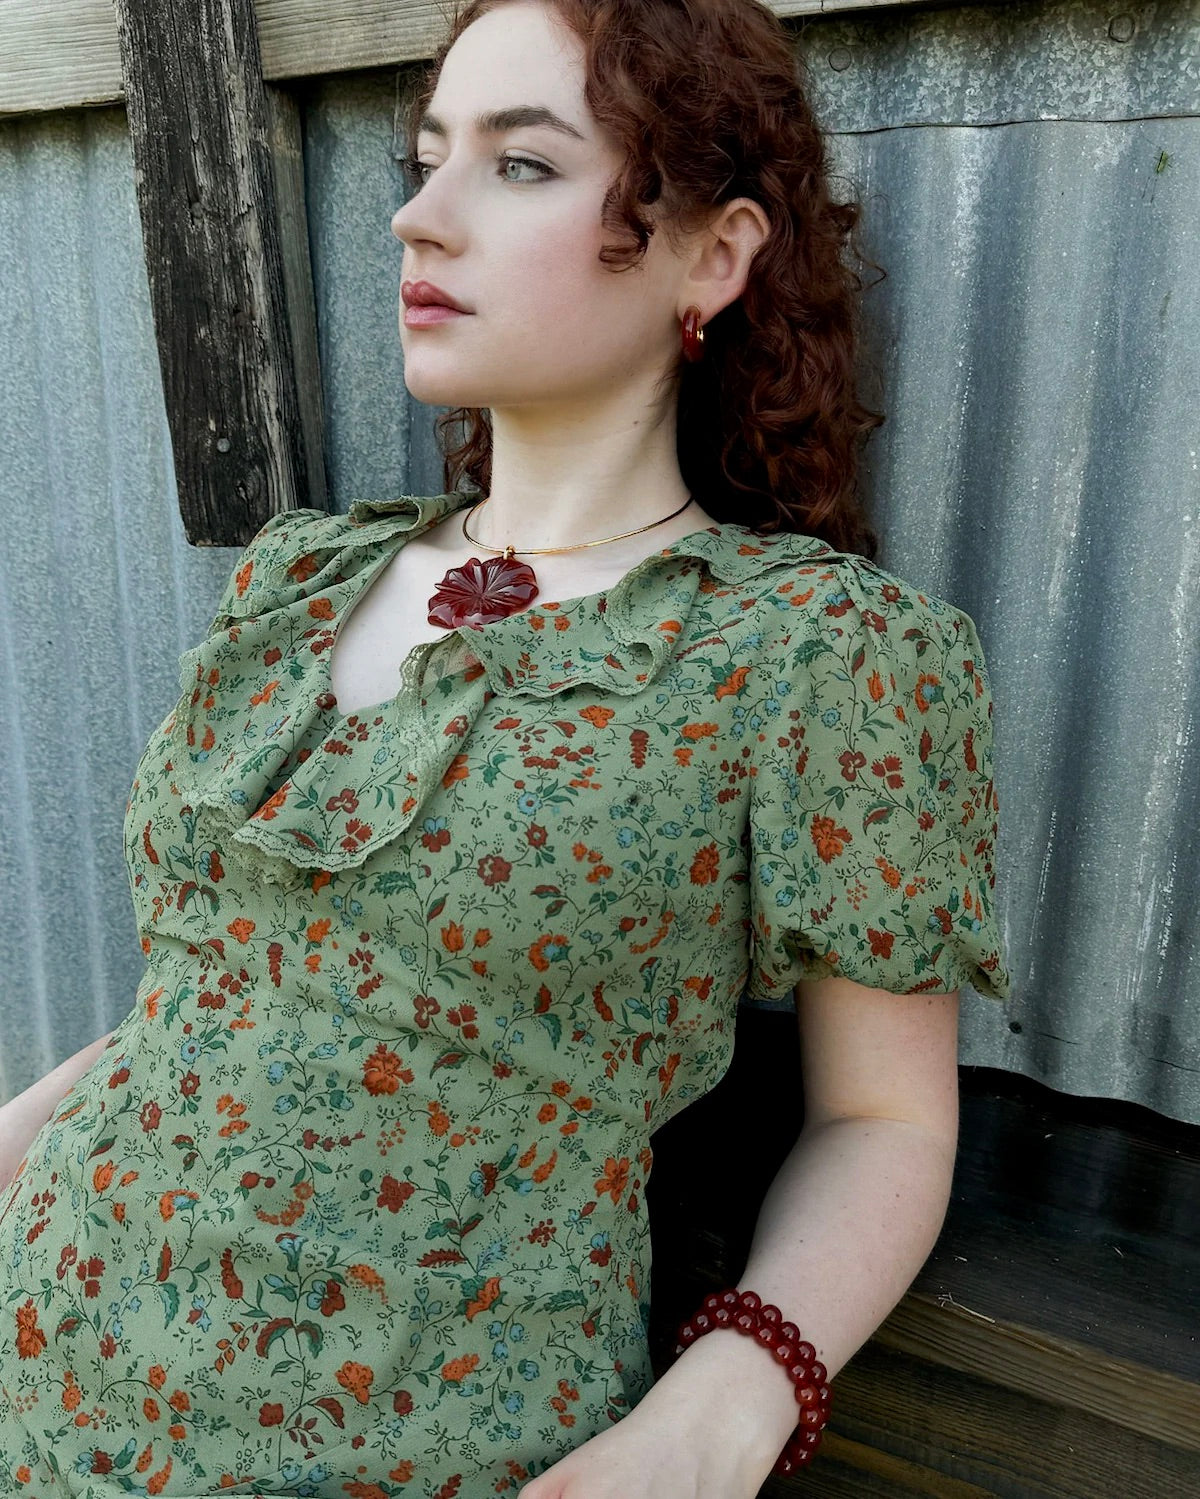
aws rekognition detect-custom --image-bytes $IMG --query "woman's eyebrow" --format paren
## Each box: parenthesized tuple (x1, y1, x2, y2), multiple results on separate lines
(418, 105, 587, 142)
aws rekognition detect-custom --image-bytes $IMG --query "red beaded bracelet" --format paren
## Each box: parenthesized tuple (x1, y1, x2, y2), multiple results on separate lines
(672, 1287, 832, 1477)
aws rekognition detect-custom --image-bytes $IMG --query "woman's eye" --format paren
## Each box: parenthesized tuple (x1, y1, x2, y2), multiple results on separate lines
(400, 153, 555, 187)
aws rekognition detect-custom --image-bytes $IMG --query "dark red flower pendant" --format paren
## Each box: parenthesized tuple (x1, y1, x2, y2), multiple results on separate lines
(427, 554, 540, 629)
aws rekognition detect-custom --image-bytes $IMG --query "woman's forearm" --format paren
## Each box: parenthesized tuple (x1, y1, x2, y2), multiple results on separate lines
(0, 1029, 116, 1186)
(640, 1115, 957, 1487)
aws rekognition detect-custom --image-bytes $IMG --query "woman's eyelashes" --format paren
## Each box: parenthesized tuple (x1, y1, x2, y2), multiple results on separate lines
(400, 152, 557, 188)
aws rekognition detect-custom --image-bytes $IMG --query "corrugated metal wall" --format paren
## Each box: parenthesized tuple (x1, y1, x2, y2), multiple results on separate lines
(1, 0, 1197, 1122)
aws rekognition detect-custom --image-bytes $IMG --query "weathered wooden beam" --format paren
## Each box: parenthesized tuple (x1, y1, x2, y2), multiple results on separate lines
(3, 0, 942, 119)
(111, 0, 326, 545)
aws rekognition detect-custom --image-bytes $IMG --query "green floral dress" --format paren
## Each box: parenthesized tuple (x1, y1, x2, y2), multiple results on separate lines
(0, 493, 1010, 1497)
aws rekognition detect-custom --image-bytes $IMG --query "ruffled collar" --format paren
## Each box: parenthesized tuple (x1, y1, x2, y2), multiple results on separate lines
(162, 493, 849, 887)
(344, 492, 847, 694)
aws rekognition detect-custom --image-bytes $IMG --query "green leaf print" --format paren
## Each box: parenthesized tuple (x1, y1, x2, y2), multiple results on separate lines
(156, 1280, 180, 1325)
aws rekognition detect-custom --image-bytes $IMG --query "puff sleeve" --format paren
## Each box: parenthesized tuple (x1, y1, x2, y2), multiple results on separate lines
(746, 557, 1011, 1002)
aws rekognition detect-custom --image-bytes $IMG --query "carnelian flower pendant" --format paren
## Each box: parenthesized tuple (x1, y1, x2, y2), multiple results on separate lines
(426, 554, 540, 628)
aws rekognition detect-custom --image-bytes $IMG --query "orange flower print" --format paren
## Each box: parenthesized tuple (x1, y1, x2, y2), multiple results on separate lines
(465, 1276, 502, 1320)
(253, 784, 290, 822)
(529, 934, 569, 972)
(15, 1299, 47, 1358)
(714, 663, 751, 699)
(249, 679, 283, 707)
(595, 1157, 631, 1206)
(440, 920, 466, 954)
(336, 1360, 375, 1404)
(440, 1353, 480, 1384)
(914, 672, 942, 712)
(689, 842, 720, 885)
(811, 814, 852, 863)
(362, 1042, 414, 1096)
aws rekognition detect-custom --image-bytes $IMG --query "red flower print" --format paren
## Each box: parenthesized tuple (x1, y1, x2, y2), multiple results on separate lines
(413, 993, 441, 1029)
(446, 1004, 479, 1040)
(339, 818, 373, 852)
(327, 789, 359, 814)
(871, 753, 904, 789)
(838, 748, 867, 782)
(76, 1255, 105, 1298)
(476, 857, 509, 887)
(377, 1175, 416, 1213)
(320, 1280, 346, 1316)
(220, 1246, 245, 1299)
(259, 1402, 285, 1426)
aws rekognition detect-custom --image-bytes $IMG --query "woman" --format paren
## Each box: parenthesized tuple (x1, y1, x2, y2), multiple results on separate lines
(0, 0, 1010, 1494)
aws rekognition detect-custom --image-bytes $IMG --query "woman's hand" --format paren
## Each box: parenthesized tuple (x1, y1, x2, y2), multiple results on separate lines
(0, 1029, 116, 1189)
(515, 1395, 763, 1499)
(517, 1330, 794, 1499)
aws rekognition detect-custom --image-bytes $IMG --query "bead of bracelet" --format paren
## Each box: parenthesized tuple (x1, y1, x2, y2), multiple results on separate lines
(672, 1287, 832, 1476)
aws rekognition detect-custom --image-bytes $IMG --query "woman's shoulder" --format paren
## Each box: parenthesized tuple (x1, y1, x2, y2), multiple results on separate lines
(204, 496, 471, 634)
(204, 507, 350, 632)
(748, 536, 993, 691)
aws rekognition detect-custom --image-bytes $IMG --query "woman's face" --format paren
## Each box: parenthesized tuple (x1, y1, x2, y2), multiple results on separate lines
(390, 0, 686, 414)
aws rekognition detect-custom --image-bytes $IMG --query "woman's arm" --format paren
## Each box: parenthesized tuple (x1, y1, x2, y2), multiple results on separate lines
(634, 976, 961, 1490)
(0, 1029, 117, 1188)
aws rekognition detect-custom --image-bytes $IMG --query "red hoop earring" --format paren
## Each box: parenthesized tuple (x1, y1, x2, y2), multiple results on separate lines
(681, 305, 706, 363)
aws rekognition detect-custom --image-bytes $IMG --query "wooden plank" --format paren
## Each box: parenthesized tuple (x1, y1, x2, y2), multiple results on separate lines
(877, 1292, 1200, 1454)
(760, 1337, 1200, 1497)
(111, 0, 326, 544)
(1, 0, 947, 118)
(264, 82, 329, 521)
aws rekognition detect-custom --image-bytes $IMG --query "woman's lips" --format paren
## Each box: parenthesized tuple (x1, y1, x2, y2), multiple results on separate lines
(404, 304, 470, 327)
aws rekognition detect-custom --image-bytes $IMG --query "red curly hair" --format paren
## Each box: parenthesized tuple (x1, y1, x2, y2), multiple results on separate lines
(402, 0, 885, 559)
